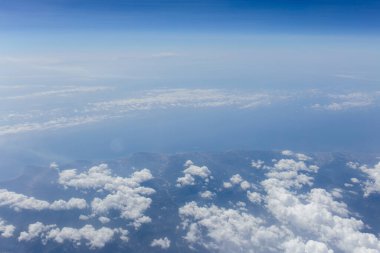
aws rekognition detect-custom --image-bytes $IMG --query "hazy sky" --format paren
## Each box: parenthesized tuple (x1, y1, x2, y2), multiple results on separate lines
(0, 0, 379, 88)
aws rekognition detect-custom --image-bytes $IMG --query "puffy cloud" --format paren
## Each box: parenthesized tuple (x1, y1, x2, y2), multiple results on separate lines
(262, 159, 380, 253)
(98, 216, 110, 224)
(176, 174, 195, 187)
(223, 174, 251, 191)
(180, 157, 380, 253)
(0, 189, 87, 211)
(50, 198, 87, 210)
(59, 164, 155, 227)
(151, 237, 171, 249)
(19, 222, 123, 249)
(200, 191, 215, 199)
(251, 160, 264, 169)
(240, 181, 251, 190)
(176, 161, 212, 187)
(349, 162, 380, 197)
(0, 218, 15, 238)
(281, 150, 311, 161)
(49, 162, 59, 170)
(179, 201, 293, 253)
(263, 159, 319, 190)
(351, 178, 360, 183)
(230, 174, 243, 185)
(223, 182, 233, 189)
(283, 238, 333, 253)
(247, 191, 262, 204)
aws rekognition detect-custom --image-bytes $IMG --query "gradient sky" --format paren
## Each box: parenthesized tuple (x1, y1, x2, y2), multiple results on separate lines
(1, 0, 380, 89)
(0, 0, 380, 177)
(1, 0, 380, 33)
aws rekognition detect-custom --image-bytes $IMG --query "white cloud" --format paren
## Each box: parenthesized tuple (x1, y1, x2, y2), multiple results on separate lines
(176, 161, 212, 187)
(176, 174, 196, 187)
(19, 222, 123, 249)
(262, 158, 380, 253)
(230, 174, 243, 185)
(151, 237, 171, 249)
(0, 88, 287, 137)
(98, 216, 111, 224)
(0, 218, 15, 238)
(351, 178, 359, 184)
(1, 86, 111, 100)
(283, 238, 333, 253)
(180, 157, 380, 253)
(223, 182, 233, 189)
(311, 92, 376, 111)
(58, 164, 155, 228)
(348, 161, 380, 197)
(0, 189, 87, 211)
(200, 191, 215, 199)
(179, 201, 291, 253)
(240, 181, 251, 190)
(281, 150, 312, 161)
(251, 160, 264, 169)
(247, 191, 262, 204)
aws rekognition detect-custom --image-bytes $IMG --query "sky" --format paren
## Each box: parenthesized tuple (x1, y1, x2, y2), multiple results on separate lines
(1, 3, 380, 251)
(1, 0, 380, 33)
(0, 0, 380, 178)
(1, 0, 380, 88)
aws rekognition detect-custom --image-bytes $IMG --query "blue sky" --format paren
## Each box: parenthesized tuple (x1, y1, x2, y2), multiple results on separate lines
(1, 0, 380, 33)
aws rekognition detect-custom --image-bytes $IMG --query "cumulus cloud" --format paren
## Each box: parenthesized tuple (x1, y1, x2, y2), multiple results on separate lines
(0, 189, 87, 211)
(176, 161, 212, 187)
(247, 191, 262, 204)
(347, 161, 380, 197)
(240, 181, 251, 190)
(223, 174, 251, 191)
(200, 191, 215, 199)
(0, 218, 15, 238)
(58, 164, 155, 228)
(281, 150, 311, 161)
(230, 174, 243, 185)
(251, 160, 264, 169)
(263, 159, 319, 189)
(151, 237, 171, 249)
(19, 222, 125, 249)
(262, 158, 380, 253)
(180, 157, 380, 253)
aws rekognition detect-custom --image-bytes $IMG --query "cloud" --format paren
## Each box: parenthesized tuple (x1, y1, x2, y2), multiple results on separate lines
(230, 174, 243, 185)
(151, 237, 171, 249)
(0, 218, 15, 238)
(0, 86, 111, 100)
(246, 191, 262, 204)
(199, 191, 215, 199)
(347, 161, 380, 197)
(240, 181, 251, 190)
(0, 189, 87, 211)
(251, 160, 264, 169)
(58, 164, 155, 228)
(311, 92, 377, 111)
(0, 88, 288, 137)
(19, 222, 126, 249)
(180, 157, 380, 253)
(262, 158, 380, 253)
(281, 150, 311, 161)
(176, 161, 212, 187)
(222, 174, 251, 191)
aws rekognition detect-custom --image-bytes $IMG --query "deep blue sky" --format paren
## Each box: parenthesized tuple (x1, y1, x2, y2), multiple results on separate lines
(1, 0, 380, 34)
